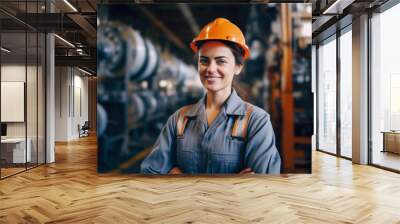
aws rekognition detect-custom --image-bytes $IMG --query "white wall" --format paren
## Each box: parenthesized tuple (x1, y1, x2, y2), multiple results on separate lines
(1, 65, 39, 137)
(1, 65, 26, 138)
(1, 64, 46, 164)
(55, 66, 89, 141)
(55, 66, 69, 141)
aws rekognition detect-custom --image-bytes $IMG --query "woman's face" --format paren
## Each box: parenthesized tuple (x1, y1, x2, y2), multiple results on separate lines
(198, 41, 243, 93)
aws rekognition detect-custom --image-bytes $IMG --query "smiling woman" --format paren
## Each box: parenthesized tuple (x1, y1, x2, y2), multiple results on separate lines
(140, 18, 281, 175)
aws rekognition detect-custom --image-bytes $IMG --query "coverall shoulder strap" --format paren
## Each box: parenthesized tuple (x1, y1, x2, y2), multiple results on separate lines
(176, 105, 193, 137)
(231, 103, 254, 140)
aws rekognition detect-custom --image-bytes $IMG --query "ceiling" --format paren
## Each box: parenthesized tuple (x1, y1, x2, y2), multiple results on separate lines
(312, 0, 390, 43)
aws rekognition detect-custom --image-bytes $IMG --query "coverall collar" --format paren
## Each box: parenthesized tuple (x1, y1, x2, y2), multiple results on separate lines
(185, 88, 247, 117)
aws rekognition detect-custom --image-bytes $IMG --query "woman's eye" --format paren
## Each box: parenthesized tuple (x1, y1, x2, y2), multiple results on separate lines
(217, 60, 226, 65)
(199, 59, 208, 65)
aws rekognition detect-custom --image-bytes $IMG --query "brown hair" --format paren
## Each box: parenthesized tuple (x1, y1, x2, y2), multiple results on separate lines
(194, 40, 244, 65)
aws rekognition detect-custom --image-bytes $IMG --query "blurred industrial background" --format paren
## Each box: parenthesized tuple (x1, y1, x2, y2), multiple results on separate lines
(97, 3, 312, 174)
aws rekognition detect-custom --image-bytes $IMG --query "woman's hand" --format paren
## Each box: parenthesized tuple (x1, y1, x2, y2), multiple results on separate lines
(239, 168, 255, 174)
(168, 167, 183, 174)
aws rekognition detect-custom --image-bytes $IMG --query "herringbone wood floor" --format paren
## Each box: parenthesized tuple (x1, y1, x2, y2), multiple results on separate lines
(1, 136, 400, 223)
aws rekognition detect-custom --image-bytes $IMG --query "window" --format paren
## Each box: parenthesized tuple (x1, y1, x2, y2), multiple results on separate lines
(317, 36, 337, 154)
(339, 28, 352, 158)
(370, 2, 400, 171)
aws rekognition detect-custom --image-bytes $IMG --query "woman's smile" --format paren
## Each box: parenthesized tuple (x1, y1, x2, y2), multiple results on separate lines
(205, 75, 223, 82)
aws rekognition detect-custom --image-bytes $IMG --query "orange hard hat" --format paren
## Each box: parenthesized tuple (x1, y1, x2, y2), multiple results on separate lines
(190, 18, 250, 60)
